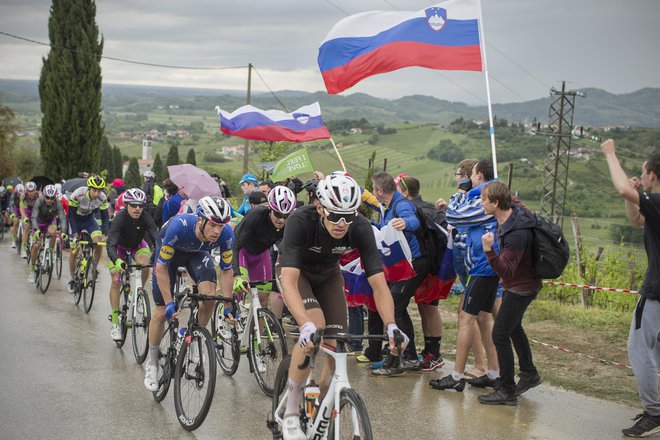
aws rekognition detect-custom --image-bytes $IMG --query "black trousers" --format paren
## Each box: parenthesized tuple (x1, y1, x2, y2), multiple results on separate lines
(492, 290, 538, 394)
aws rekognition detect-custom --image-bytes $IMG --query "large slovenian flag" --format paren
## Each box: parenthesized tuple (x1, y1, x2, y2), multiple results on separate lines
(374, 225, 416, 282)
(340, 249, 377, 312)
(215, 102, 332, 142)
(318, 0, 483, 94)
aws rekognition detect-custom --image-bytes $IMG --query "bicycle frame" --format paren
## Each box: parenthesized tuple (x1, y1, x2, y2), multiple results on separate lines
(237, 287, 265, 351)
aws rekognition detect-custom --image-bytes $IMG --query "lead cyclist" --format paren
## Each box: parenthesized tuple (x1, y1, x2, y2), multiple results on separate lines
(277, 172, 408, 440)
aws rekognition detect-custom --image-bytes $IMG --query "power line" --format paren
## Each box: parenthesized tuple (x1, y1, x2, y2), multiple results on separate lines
(252, 67, 289, 112)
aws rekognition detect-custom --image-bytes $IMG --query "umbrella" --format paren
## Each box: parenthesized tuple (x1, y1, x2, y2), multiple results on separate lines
(2, 176, 22, 188)
(30, 175, 55, 191)
(61, 177, 88, 195)
(167, 164, 221, 200)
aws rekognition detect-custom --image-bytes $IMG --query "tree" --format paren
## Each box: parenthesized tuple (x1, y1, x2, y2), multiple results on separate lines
(152, 152, 166, 182)
(186, 148, 197, 166)
(0, 105, 18, 181)
(13, 146, 42, 179)
(427, 139, 464, 163)
(99, 135, 114, 179)
(124, 157, 141, 189)
(166, 144, 180, 168)
(39, 0, 104, 181)
(112, 146, 123, 179)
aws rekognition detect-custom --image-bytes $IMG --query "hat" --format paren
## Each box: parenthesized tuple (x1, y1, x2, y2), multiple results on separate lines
(239, 173, 259, 185)
(393, 173, 408, 185)
(249, 191, 267, 205)
(111, 178, 125, 188)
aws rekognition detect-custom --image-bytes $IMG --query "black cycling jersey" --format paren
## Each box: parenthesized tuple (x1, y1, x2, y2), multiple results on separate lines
(31, 196, 67, 230)
(106, 209, 158, 262)
(279, 204, 383, 277)
(232, 205, 284, 273)
(0, 192, 9, 211)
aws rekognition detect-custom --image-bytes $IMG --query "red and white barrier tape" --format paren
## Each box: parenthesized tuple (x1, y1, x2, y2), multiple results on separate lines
(528, 338, 632, 370)
(543, 280, 638, 295)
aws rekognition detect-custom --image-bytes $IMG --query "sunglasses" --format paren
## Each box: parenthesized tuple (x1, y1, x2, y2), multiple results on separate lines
(272, 210, 290, 220)
(323, 208, 357, 225)
(207, 216, 230, 225)
(127, 203, 145, 209)
(45, 196, 55, 201)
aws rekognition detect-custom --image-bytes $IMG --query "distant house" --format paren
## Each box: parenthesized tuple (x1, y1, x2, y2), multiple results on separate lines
(166, 129, 189, 138)
(349, 128, 362, 134)
(220, 145, 244, 156)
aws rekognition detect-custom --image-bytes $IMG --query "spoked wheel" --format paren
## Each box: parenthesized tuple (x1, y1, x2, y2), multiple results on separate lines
(327, 388, 373, 440)
(55, 241, 63, 280)
(248, 308, 287, 397)
(83, 259, 97, 313)
(73, 258, 84, 306)
(25, 235, 32, 265)
(38, 248, 53, 294)
(173, 326, 217, 431)
(153, 326, 175, 402)
(15, 225, 22, 256)
(269, 355, 298, 439)
(131, 288, 151, 364)
(211, 301, 240, 375)
(115, 289, 129, 348)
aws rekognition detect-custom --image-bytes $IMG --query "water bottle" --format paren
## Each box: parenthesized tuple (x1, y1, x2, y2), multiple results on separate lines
(304, 381, 320, 419)
(175, 327, 186, 352)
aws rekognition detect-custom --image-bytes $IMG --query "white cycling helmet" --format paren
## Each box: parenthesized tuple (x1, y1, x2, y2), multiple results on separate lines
(123, 188, 147, 205)
(15, 183, 25, 194)
(43, 185, 57, 198)
(197, 196, 231, 225)
(268, 185, 296, 215)
(25, 181, 37, 192)
(143, 170, 155, 180)
(0, 186, 5, 194)
(316, 173, 361, 213)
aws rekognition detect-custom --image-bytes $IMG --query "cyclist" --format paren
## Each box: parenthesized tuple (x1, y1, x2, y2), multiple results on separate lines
(277, 172, 407, 440)
(9, 183, 24, 249)
(27, 185, 68, 283)
(144, 196, 235, 391)
(0, 186, 9, 232)
(141, 170, 163, 220)
(231, 185, 296, 319)
(106, 188, 158, 341)
(67, 176, 111, 293)
(19, 181, 40, 258)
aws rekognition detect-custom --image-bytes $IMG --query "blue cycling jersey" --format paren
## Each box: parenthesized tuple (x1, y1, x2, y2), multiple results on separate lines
(156, 213, 234, 270)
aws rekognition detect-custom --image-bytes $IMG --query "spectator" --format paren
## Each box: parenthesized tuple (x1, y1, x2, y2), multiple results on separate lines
(478, 181, 542, 406)
(142, 170, 164, 220)
(258, 180, 274, 197)
(601, 139, 660, 438)
(249, 191, 268, 207)
(210, 173, 231, 199)
(237, 173, 259, 216)
(161, 179, 184, 224)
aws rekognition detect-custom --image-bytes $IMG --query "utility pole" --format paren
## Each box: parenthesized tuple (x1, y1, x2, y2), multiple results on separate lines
(539, 81, 584, 225)
(242, 63, 253, 174)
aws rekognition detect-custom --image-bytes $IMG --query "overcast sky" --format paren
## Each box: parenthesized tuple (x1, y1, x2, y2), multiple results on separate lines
(0, 0, 659, 105)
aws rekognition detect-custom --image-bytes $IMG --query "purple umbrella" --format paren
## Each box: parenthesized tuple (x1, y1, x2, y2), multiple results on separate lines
(167, 164, 222, 200)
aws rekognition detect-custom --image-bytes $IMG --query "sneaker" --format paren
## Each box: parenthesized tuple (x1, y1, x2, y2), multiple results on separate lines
(622, 412, 660, 437)
(369, 359, 386, 370)
(110, 324, 122, 341)
(420, 352, 445, 372)
(356, 354, 372, 363)
(11, 242, 16, 249)
(401, 357, 422, 372)
(478, 388, 518, 406)
(27, 271, 36, 283)
(370, 356, 405, 377)
(429, 374, 465, 392)
(468, 374, 499, 389)
(144, 363, 159, 392)
(282, 415, 306, 440)
(21, 249, 28, 259)
(514, 373, 542, 396)
(67, 280, 75, 294)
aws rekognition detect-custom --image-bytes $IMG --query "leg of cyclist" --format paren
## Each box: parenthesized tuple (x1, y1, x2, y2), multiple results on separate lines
(47, 224, 57, 251)
(67, 235, 78, 293)
(134, 246, 152, 286)
(11, 214, 19, 246)
(21, 218, 30, 256)
(188, 250, 232, 327)
(108, 246, 128, 341)
(28, 229, 41, 283)
(91, 231, 104, 266)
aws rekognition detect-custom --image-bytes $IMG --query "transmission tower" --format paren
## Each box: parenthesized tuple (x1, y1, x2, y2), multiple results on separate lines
(539, 81, 584, 225)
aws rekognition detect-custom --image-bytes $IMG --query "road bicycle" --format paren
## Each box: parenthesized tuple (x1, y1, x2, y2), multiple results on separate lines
(15, 218, 23, 256)
(268, 330, 401, 440)
(211, 280, 287, 397)
(33, 231, 59, 294)
(54, 232, 64, 280)
(113, 255, 152, 364)
(71, 230, 105, 313)
(153, 284, 233, 431)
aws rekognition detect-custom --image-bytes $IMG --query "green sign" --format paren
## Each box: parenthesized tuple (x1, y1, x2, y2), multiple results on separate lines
(271, 148, 315, 182)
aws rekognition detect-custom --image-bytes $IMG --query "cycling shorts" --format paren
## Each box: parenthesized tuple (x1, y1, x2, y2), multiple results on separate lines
(72, 215, 101, 237)
(462, 276, 500, 315)
(35, 218, 57, 234)
(152, 251, 216, 306)
(12, 207, 20, 217)
(238, 248, 272, 283)
(116, 240, 151, 261)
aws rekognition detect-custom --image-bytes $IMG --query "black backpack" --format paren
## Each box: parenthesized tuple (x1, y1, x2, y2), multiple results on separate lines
(531, 213, 570, 279)
(393, 198, 448, 275)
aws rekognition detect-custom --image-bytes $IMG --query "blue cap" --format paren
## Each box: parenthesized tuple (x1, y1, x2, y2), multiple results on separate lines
(239, 173, 259, 185)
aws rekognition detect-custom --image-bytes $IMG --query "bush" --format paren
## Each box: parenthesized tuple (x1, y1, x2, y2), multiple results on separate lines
(427, 139, 464, 163)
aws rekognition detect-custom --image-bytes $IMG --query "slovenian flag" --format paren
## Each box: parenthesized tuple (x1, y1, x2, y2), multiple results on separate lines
(340, 249, 377, 312)
(215, 102, 332, 142)
(374, 225, 416, 282)
(415, 226, 456, 304)
(318, 0, 483, 94)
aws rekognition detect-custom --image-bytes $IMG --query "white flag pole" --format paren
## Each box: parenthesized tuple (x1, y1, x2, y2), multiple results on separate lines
(329, 137, 347, 172)
(476, 0, 498, 178)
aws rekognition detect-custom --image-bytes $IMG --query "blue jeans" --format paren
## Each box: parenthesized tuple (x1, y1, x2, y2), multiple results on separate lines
(348, 306, 364, 351)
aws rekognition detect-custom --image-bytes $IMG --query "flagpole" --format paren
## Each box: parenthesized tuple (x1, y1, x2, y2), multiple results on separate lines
(329, 138, 347, 172)
(476, 0, 498, 178)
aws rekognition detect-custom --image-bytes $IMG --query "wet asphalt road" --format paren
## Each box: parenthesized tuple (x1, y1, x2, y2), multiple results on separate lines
(0, 242, 645, 439)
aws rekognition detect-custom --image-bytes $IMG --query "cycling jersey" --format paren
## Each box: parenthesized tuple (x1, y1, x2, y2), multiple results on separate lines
(0, 192, 9, 212)
(68, 187, 110, 235)
(20, 192, 40, 215)
(106, 209, 158, 263)
(279, 204, 382, 277)
(232, 205, 284, 275)
(31, 196, 67, 231)
(9, 192, 20, 216)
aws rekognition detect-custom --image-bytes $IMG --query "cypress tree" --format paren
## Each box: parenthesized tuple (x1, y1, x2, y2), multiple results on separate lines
(186, 148, 197, 166)
(152, 152, 165, 181)
(99, 135, 114, 179)
(39, 0, 104, 181)
(124, 157, 141, 189)
(112, 146, 123, 178)
(166, 144, 180, 168)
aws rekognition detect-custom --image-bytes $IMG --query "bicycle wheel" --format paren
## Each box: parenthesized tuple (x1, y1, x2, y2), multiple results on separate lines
(153, 325, 175, 402)
(131, 288, 151, 364)
(55, 240, 63, 280)
(115, 288, 129, 348)
(269, 355, 297, 439)
(73, 258, 84, 306)
(248, 308, 287, 397)
(15, 224, 22, 255)
(83, 258, 97, 313)
(38, 248, 53, 294)
(173, 325, 217, 431)
(211, 301, 240, 376)
(327, 388, 373, 440)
